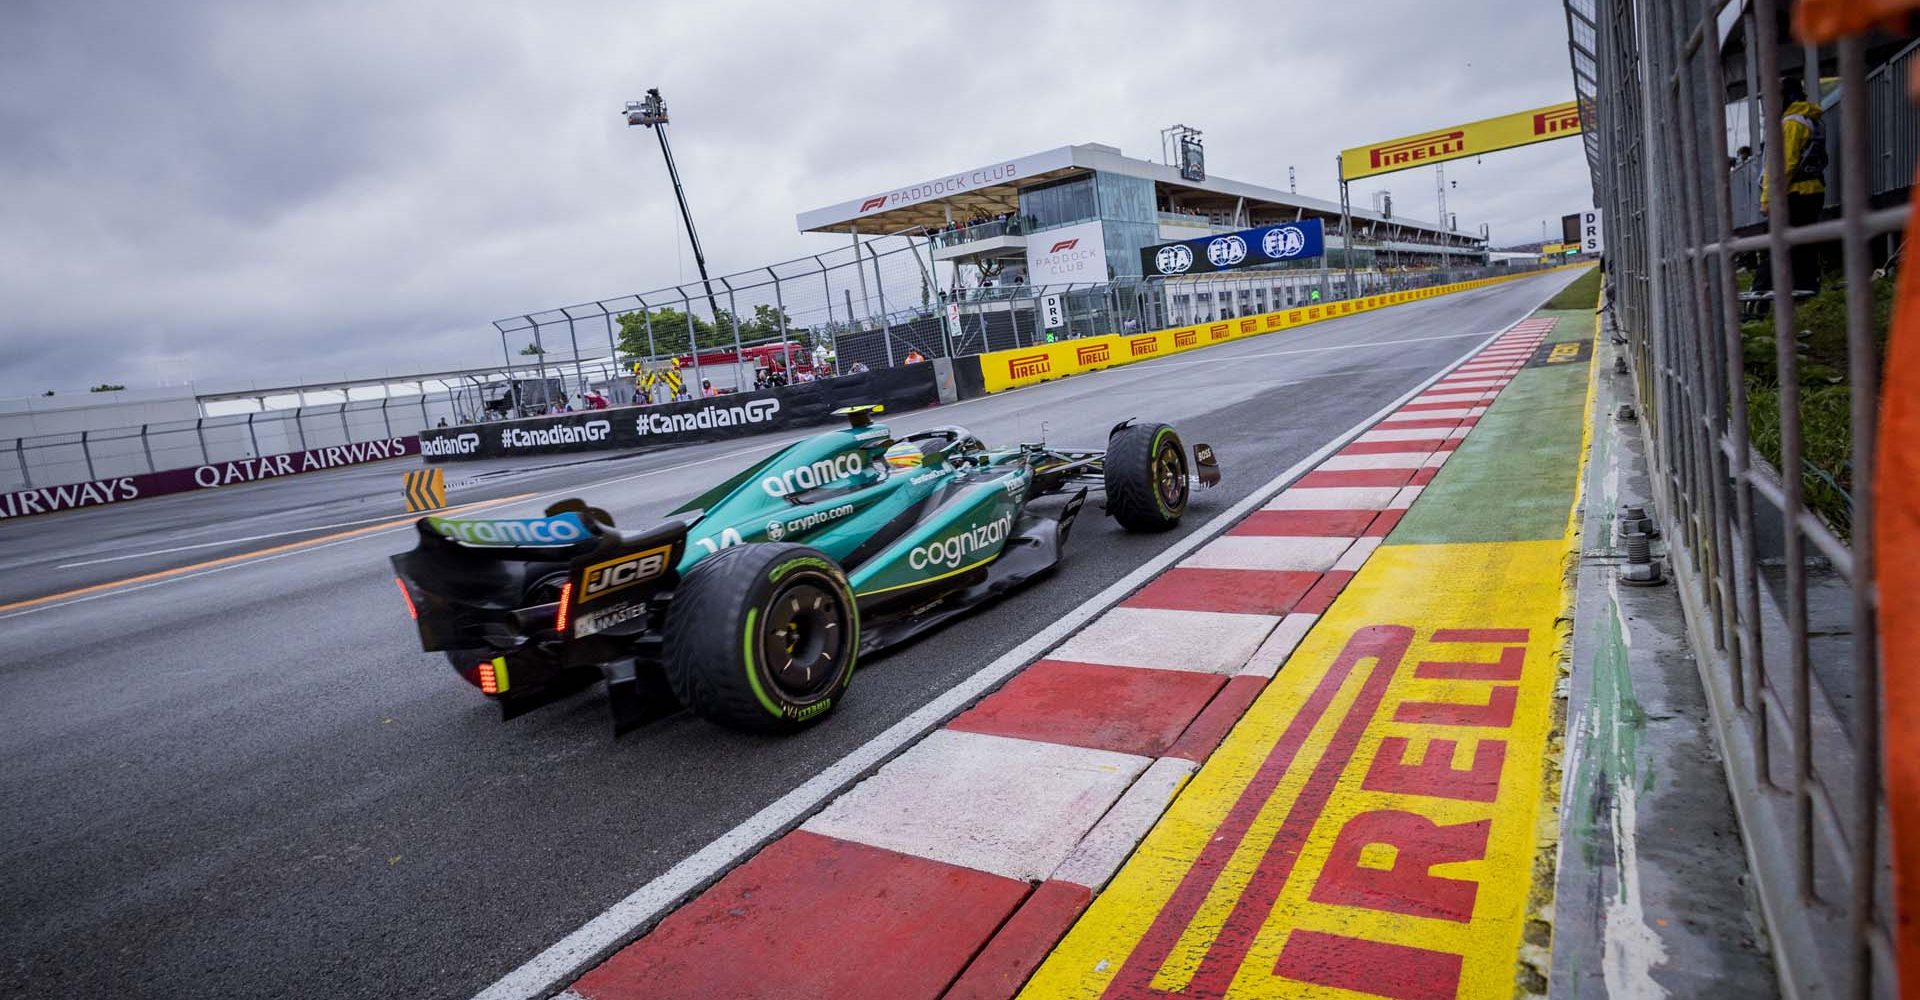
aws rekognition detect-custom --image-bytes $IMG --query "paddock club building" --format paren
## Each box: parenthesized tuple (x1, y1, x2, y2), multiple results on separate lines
(795, 141, 1487, 290)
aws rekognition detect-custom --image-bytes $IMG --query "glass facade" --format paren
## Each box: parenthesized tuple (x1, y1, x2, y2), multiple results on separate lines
(1095, 173, 1157, 280)
(1017, 170, 1160, 281)
(1018, 176, 1097, 230)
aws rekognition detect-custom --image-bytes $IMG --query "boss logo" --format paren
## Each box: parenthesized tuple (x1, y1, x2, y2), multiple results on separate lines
(580, 544, 672, 602)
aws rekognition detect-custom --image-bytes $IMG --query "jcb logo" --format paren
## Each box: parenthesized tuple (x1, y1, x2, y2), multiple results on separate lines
(580, 544, 672, 602)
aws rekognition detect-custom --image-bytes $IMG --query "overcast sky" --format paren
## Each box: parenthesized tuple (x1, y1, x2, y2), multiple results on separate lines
(0, 1, 1591, 397)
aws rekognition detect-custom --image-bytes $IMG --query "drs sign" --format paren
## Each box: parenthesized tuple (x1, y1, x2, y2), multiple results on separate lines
(1579, 209, 1605, 254)
(1141, 218, 1325, 277)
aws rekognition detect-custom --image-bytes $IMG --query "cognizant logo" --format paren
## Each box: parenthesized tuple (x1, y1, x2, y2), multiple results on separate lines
(908, 513, 1013, 570)
(761, 452, 866, 497)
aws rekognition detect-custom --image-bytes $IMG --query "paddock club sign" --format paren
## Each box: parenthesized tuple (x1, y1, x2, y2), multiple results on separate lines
(417, 365, 942, 462)
(0, 436, 420, 521)
(1141, 218, 1326, 277)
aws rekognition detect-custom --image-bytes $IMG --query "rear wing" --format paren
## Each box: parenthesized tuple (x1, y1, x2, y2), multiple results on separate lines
(390, 502, 686, 654)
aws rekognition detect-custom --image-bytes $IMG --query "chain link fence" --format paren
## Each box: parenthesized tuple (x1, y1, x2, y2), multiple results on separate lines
(1568, 0, 1910, 995)
(5, 228, 1559, 492)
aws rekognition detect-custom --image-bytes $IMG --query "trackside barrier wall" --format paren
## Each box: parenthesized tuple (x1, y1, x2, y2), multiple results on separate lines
(970, 265, 1583, 393)
(417, 365, 939, 463)
(0, 436, 419, 521)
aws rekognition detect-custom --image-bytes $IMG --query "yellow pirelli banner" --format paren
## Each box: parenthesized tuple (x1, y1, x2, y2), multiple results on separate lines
(975, 266, 1582, 393)
(1339, 101, 1582, 182)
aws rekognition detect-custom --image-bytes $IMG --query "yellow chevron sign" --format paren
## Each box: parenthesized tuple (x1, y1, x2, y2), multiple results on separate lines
(403, 468, 446, 513)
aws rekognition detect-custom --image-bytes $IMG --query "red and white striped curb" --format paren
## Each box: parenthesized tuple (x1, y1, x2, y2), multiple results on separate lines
(560, 318, 1558, 1000)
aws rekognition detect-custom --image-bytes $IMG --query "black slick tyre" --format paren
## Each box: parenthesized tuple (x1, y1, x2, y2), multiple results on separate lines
(663, 544, 859, 733)
(1104, 422, 1189, 532)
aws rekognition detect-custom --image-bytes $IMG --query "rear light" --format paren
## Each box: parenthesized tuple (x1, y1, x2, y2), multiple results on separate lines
(555, 581, 574, 635)
(478, 656, 509, 695)
(394, 578, 418, 620)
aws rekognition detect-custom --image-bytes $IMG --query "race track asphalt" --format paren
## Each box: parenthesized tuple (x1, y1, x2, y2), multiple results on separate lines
(0, 270, 1580, 1000)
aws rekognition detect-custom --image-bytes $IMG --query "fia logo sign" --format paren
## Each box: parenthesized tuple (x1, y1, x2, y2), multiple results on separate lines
(1207, 235, 1248, 267)
(1261, 226, 1306, 259)
(1154, 244, 1194, 275)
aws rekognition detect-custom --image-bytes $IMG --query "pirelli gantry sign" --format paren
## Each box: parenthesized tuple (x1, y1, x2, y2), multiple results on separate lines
(1339, 101, 1582, 182)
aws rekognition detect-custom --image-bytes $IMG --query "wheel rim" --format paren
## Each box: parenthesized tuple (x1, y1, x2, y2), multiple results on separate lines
(761, 579, 848, 701)
(1154, 440, 1188, 511)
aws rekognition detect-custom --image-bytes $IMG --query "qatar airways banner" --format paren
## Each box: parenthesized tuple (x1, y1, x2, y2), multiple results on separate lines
(0, 436, 419, 521)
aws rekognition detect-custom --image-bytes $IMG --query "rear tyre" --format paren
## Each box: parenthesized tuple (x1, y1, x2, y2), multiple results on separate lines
(663, 544, 859, 733)
(1104, 422, 1189, 532)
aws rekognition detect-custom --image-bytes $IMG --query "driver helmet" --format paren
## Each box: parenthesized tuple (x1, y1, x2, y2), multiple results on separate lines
(883, 441, 924, 470)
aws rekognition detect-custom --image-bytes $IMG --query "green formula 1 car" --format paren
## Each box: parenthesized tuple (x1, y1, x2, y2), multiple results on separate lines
(390, 406, 1218, 734)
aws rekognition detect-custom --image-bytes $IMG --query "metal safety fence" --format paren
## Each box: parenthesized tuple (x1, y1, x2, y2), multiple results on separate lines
(493, 228, 1561, 403)
(2, 392, 465, 492)
(1567, 0, 1910, 995)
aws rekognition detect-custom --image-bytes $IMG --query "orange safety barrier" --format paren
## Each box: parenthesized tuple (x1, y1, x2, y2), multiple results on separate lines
(1795, 0, 1920, 42)
(1877, 57, 1920, 999)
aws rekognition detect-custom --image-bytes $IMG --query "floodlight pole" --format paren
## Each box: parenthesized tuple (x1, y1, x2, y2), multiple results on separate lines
(626, 89, 723, 324)
(1337, 155, 1355, 299)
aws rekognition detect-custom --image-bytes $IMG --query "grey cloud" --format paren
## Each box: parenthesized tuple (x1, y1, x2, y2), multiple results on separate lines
(0, 0, 1591, 396)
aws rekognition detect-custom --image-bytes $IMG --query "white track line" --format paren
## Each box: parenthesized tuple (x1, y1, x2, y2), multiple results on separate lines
(469, 274, 1578, 1000)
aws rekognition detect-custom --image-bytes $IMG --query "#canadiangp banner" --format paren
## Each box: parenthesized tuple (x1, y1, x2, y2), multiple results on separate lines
(1140, 218, 1325, 278)
(417, 365, 941, 462)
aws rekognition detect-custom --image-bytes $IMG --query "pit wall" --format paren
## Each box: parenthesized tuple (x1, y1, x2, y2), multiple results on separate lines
(971, 266, 1586, 394)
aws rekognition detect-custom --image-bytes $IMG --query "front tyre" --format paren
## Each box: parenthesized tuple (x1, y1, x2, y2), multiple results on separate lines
(664, 544, 860, 733)
(1104, 422, 1190, 532)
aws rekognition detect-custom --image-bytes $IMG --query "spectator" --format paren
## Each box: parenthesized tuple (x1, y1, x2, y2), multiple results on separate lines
(1760, 75, 1828, 295)
(850, 360, 870, 374)
(435, 417, 448, 428)
(904, 348, 926, 364)
(702, 378, 718, 398)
